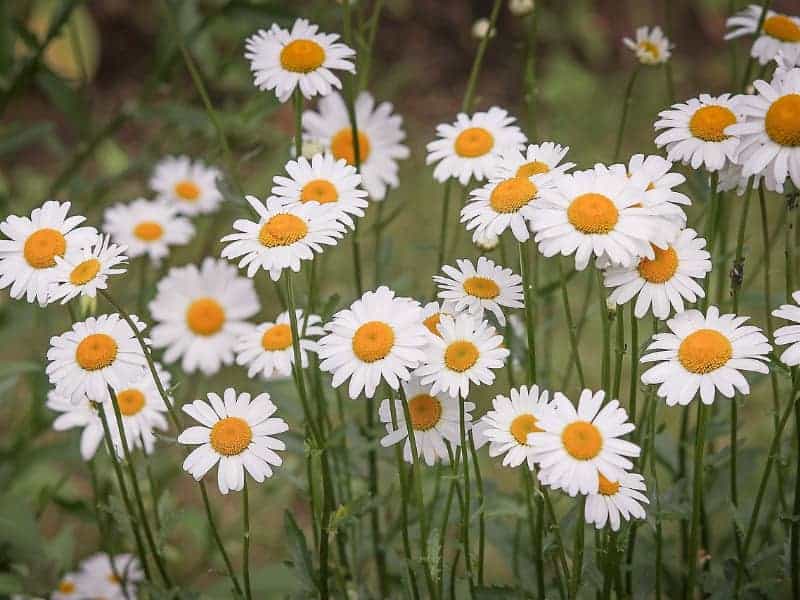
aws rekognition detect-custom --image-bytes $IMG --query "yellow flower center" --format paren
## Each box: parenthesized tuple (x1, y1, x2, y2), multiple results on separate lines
(763, 14, 800, 42)
(186, 298, 226, 336)
(678, 328, 732, 374)
(133, 221, 164, 242)
(637, 245, 679, 283)
(423, 312, 442, 337)
(75, 333, 118, 371)
(639, 40, 660, 59)
(454, 126, 494, 158)
(117, 388, 146, 416)
(444, 340, 479, 373)
(174, 180, 200, 202)
(561, 421, 603, 460)
(510, 413, 542, 446)
(567, 193, 619, 234)
(300, 179, 339, 204)
(23, 228, 66, 269)
(58, 580, 76, 593)
(352, 321, 395, 362)
(261, 323, 293, 351)
(408, 393, 443, 431)
(279, 39, 325, 73)
(462, 276, 500, 299)
(69, 258, 101, 285)
(689, 105, 736, 142)
(258, 213, 308, 247)
(598, 473, 620, 496)
(331, 128, 372, 165)
(489, 177, 537, 213)
(765, 94, 800, 147)
(210, 416, 253, 456)
(515, 160, 549, 178)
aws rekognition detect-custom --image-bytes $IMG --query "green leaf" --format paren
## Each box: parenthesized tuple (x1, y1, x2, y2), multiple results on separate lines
(284, 509, 316, 594)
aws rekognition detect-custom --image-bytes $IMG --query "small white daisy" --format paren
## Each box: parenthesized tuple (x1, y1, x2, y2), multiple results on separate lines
(623, 26, 672, 65)
(52, 572, 86, 599)
(379, 377, 471, 466)
(149, 155, 223, 216)
(585, 471, 649, 531)
(235, 310, 324, 379)
(416, 312, 509, 398)
(78, 553, 143, 599)
(220, 195, 345, 281)
(772, 290, 800, 367)
(640, 306, 771, 406)
(149, 258, 259, 376)
(725, 5, 800, 67)
(426, 107, 527, 185)
(420, 300, 457, 339)
(245, 18, 355, 103)
(0, 200, 96, 305)
(103, 198, 194, 264)
(110, 364, 171, 455)
(178, 388, 288, 494)
(654, 94, 743, 172)
(490, 141, 575, 181)
(529, 389, 641, 496)
(434, 256, 524, 326)
(625, 154, 691, 226)
(317, 287, 429, 399)
(49, 235, 127, 304)
(303, 90, 410, 200)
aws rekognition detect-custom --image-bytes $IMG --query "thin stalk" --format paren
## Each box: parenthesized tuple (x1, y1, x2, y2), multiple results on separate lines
(140, 433, 162, 531)
(519, 241, 537, 382)
(739, 0, 773, 91)
(467, 431, 486, 586)
(558, 259, 585, 387)
(458, 395, 474, 591)
(685, 401, 708, 599)
(356, 0, 385, 90)
(88, 460, 128, 599)
(612, 303, 625, 400)
(651, 402, 663, 600)
(523, 469, 545, 598)
(436, 181, 453, 273)
(700, 173, 721, 311)
(242, 479, 252, 600)
(198, 481, 244, 597)
(461, 0, 503, 113)
(570, 496, 586, 599)
(293, 89, 303, 160)
(596, 269, 612, 394)
(439, 443, 462, 596)
(365, 393, 388, 597)
(543, 488, 570, 594)
(628, 304, 639, 423)
(522, 7, 538, 137)
(612, 66, 641, 162)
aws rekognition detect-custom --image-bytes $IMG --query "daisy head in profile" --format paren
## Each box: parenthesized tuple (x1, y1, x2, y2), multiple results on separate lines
(584, 471, 649, 531)
(245, 18, 355, 103)
(624, 154, 691, 227)
(772, 291, 800, 367)
(725, 5, 800, 67)
(623, 26, 672, 65)
(640, 306, 771, 406)
(490, 141, 575, 181)
(420, 300, 457, 339)
(49, 234, 128, 304)
(149, 155, 223, 216)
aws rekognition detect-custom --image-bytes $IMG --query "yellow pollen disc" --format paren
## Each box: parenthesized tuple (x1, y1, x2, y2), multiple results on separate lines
(108, 574, 120, 584)
(763, 14, 800, 42)
(689, 105, 736, 142)
(258, 213, 308, 247)
(174, 180, 200, 202)
(210, 416, 253, 456)
(423, 313, 442, 337)
(646, 182, 655, 191)
(300, 179, 339, 204)
(261, 323, 293, 351)
(510, 413, 542, 446)
(75, 333, 118, 371)
(133, 221, 164, 242)
(515, 160, 549, 178)
(69, 258, 101, 285)
(454, 127, 494, 158)
(561, 421, 603, 460)
(58, 580, 76, 593)
(186, 298, 226, 336)
(637, 245, 679, 283)
(23, 228, 66, 269)
(331, 128, 371, 165)
(598, 473, 620, 496)
(352, 321, 395, 362)
(117, 388, 146, 416)
(408, 393, 443, 431)
(279, 39, 325, 73)
(639, 40, 660, 58)
(678, 328, 732, 374)
(765, 94, 800, 147)
(567, 193, 619, 234)
(444, 340, 479, 373)
(490, 177, 537, 213)
(463, 276, 501, 299)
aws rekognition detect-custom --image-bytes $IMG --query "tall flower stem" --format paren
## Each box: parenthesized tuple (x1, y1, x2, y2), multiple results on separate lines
(700, 173, 721, 311)
(435, 180, 453, 273)
(468, 431, 486, 585)
(685, 400, 708, 598)
(519, 241, 537, 381)
(628, 304, 639, 422)
(364, 392, 388, 597)
(612, 66, 641, 162)
(439, 442, 462, 595)
(242, 479, 252, 600)
(522, 6, 538, 137)
(523, 468, 545, 598)
(559, 259, 585, 387)
(612, 304, 625, 400)
(461, 0, 503, 113)
(569, 496, 586, 599)
(458, 394, 474, 590)
(739, 0, 773, 91)
(596, 268, 612, 394)
(198, 480, 244, 597)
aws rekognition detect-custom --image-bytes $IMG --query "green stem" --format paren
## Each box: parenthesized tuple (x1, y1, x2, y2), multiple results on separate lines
(523, 469, 545, 598)
(650, 402, 663, 600)
(522, 7, 538, 137)
(685, 401, 708, 599)
(558, 259, 585, 388)
(569, 496, 586, 599)
(739, 0, 773, 91)
(700, 173, 721, 311)
(436, 181, 453, 275)
(612, 66, 640, 162)
(628, 304, 639, 423)
(461, 0, 503, 113)
(519, 241, 537, 382)
(198, 481, 244, 597)
(242, 479, 252, 600)
(88, 460, 129, 600)
(439, 442, 461, 596)
(596, 268, 611, 394)
(468, 431, 486, 586)
(612, 302, 625, 400)
(293, 89, 303, 159)
(365, 393, 388, 597)
(458, 395, 474, 591)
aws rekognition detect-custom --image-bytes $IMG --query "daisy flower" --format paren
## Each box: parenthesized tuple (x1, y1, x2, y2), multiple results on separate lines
(625, 154, 691, 226)
(623, 26, 672, 65)
(103, 198, 194, 263)
(416, 312, 509, 398)
(52, 572, 86, 599)
(178, 388, 288, 494)
(78, 552, 143, 599)
(716, 161, 781, 195)
(245, 18, 355, 103)
(303, 90, 410, 200)
(317, 287, 429, 399)
(478, 384, 551, 470)
(149, 155, 223, 216)
(420, 300, 456, 338)
(434, 256, 524, 326)
(379, 377, 470, 466)
(235, 310, 324, 379)
(149, 258, 259, 376)
(772, 291, 800, 367)
(640, 306, 771, 406)
(490, 141, 575, 181)
(49, 235, 127, 304)
(46, 313, 148, 403)
(529, 389, 640, 496)
(585, 472, 649, 531)
(654, 94, 743, 172)
(473, 229, 500, 251)
(726, 68, 800, 189)
(110, 364, 171, 455)
(426, 107, 527, 185)
(271, 153, 368, 230)
(46, 391, 106, 461)
(220, 195, 345, 281)
(603, 228, 711, 320)
(725, 5, 800, 67)
(0, 200, 96, 305)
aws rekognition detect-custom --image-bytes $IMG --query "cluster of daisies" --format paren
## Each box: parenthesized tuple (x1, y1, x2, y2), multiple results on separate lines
(51, 553, 142, 600)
